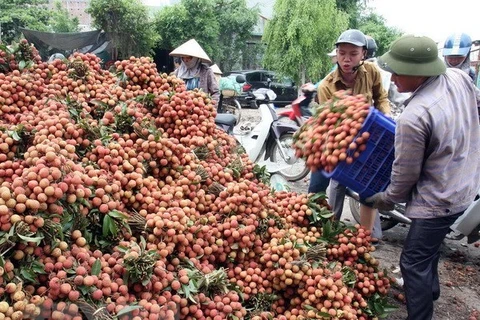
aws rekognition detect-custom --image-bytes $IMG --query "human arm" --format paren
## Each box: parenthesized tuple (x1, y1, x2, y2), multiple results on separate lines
(475, 85, 480, 121)
(371, 67, 391, 115)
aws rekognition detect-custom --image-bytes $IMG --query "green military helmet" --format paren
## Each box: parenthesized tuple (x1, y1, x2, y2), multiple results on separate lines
(378, 34, 446, 76)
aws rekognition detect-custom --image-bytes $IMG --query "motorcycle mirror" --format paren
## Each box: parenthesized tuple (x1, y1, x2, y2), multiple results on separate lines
(235, 74, 246, 84)
(266, 78, 272, 88)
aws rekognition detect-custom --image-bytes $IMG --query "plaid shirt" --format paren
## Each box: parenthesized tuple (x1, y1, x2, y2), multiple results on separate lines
(385, 68, 480, 218)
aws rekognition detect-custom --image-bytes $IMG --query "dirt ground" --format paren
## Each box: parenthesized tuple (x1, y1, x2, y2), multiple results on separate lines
(240, 107, 480, 320)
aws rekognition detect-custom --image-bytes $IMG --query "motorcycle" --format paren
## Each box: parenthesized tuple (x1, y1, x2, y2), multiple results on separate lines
(277, 87, 315, 127)
(347, 189, 411, 231)
(347, 187, 480, 244)
(217, 92, 242, 125)
(215, 77, 310, 182)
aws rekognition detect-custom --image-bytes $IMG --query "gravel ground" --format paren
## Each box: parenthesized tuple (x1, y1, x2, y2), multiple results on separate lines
(238, 106, 480, 320)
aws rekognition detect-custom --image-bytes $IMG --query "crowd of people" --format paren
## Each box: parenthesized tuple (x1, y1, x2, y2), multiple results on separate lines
(169, 30, 480, 320)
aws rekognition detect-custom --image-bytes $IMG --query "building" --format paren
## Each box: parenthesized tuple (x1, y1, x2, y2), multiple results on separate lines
(48, 0, 92, 28)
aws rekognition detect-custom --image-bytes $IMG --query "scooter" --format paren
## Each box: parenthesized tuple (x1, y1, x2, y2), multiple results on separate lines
(347, 189, 411, 231)
(215, 79, 310, 182)
(277, 87, 315, 127)
(217, 92, 242, 125)
(347, 187, 480, 244)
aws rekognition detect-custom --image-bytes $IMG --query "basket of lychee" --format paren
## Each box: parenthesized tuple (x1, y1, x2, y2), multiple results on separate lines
(293, 90, 396, 198)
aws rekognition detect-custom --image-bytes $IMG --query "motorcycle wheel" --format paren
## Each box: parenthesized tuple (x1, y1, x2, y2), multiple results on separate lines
(278, 115, 301, 127)
(269, 132, 310, 181)
(348, 197, 399, 231)
(221, 98, 242, 125)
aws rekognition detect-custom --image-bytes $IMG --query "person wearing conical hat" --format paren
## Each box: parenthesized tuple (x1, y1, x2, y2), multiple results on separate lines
(170, 39, 219, 103)
(210, 64, 222, 83)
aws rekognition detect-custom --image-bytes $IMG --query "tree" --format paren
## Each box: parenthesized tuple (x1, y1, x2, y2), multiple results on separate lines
(49, 0, 80, 33)
(153, 0, 258, 71)
(262, 0, 348, 86)
(358, 12, 402, 56)
(154, 0, 219, 59)
(0, 0, 51, 44)
(87, 0, 159, 59)
(214, 0, 259, 71)
(336, 0, 364, 28)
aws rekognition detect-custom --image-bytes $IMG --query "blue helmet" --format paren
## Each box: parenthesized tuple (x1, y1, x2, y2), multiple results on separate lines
(443, 33, 472, 57)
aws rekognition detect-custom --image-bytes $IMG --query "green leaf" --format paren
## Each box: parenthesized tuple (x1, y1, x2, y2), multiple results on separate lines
(18, 60, 26, 71)
(116, 245, 128, 253)
(116, 305, 142, 317)
(309, 192, 327, 202)
(31, 261, 46, 274)
(77, 285, 94, 295)
(108, 210, 128, 220)
(17, 234, 43, 245)
(303, 305, 316, 311)
(20, 269, 37, 283)
(102, 215, 117, 237)
(317, 311, 332, 317)
(141, 277, 151, 286)
(91, 259, 102, 276)
(11, 131, 21, 141)
(78, 197, 91, 208)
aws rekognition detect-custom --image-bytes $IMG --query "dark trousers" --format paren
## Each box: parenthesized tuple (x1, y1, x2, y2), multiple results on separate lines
(308, 170, 330, 194)
(400, 211, 464, 320)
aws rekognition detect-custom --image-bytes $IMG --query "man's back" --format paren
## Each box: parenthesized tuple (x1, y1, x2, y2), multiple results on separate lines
(395, 68, 480, 217)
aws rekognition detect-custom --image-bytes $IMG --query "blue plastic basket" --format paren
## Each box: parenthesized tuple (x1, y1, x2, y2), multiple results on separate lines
(322, 107, 396, 198)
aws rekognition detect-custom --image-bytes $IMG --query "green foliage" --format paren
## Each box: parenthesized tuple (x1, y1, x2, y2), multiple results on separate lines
(155, 0, 219, 57)
(214, 0, 259, 71)
(119, 237, 159, 286)
(49, 0, 80, 33)
(365, 292, 398, 318)
(153, 0, 258, 71)
(262, 0, 348, 85)
(86, 0, 159, 58)
(336, 0, 365, 28)
(253, 164, 271, 185)
(0, 0, 51, 44)
(358, 12, 403, 56)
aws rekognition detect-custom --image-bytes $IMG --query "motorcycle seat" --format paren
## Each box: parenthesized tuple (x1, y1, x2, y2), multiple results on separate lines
(215, 114, 237, 127)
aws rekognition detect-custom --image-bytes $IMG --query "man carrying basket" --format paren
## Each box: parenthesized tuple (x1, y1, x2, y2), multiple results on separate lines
(367, 34, 480, 320)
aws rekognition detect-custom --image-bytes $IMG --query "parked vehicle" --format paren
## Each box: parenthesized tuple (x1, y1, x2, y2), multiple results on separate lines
(348, 188, 480, 244)
(214, 80, 309, 182)
(347, 189, 411, 231)
(217, 90, 242, 125)
(225, 70, 298, 108)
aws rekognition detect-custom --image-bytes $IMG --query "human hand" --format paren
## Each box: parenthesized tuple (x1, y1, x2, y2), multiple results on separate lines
(365, 192, 395, 211)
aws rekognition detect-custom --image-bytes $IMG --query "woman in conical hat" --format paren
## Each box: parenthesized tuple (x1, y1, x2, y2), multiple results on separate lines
(210, 64, 222, 83)
(170, 39, 219, 103)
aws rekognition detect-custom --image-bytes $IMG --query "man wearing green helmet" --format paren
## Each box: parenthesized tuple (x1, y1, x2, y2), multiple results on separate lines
(367, 34, 480, 319)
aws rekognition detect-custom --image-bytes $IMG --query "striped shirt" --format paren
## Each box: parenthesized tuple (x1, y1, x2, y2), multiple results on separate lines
(385, 68, 480, 218)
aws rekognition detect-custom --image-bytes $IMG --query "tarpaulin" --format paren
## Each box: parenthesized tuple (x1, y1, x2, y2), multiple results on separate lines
(20, 28, 111, 60)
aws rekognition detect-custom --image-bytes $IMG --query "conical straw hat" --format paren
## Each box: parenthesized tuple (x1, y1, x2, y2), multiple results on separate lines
(210, 64, 222, 75)
(170, 39, 212, 64)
